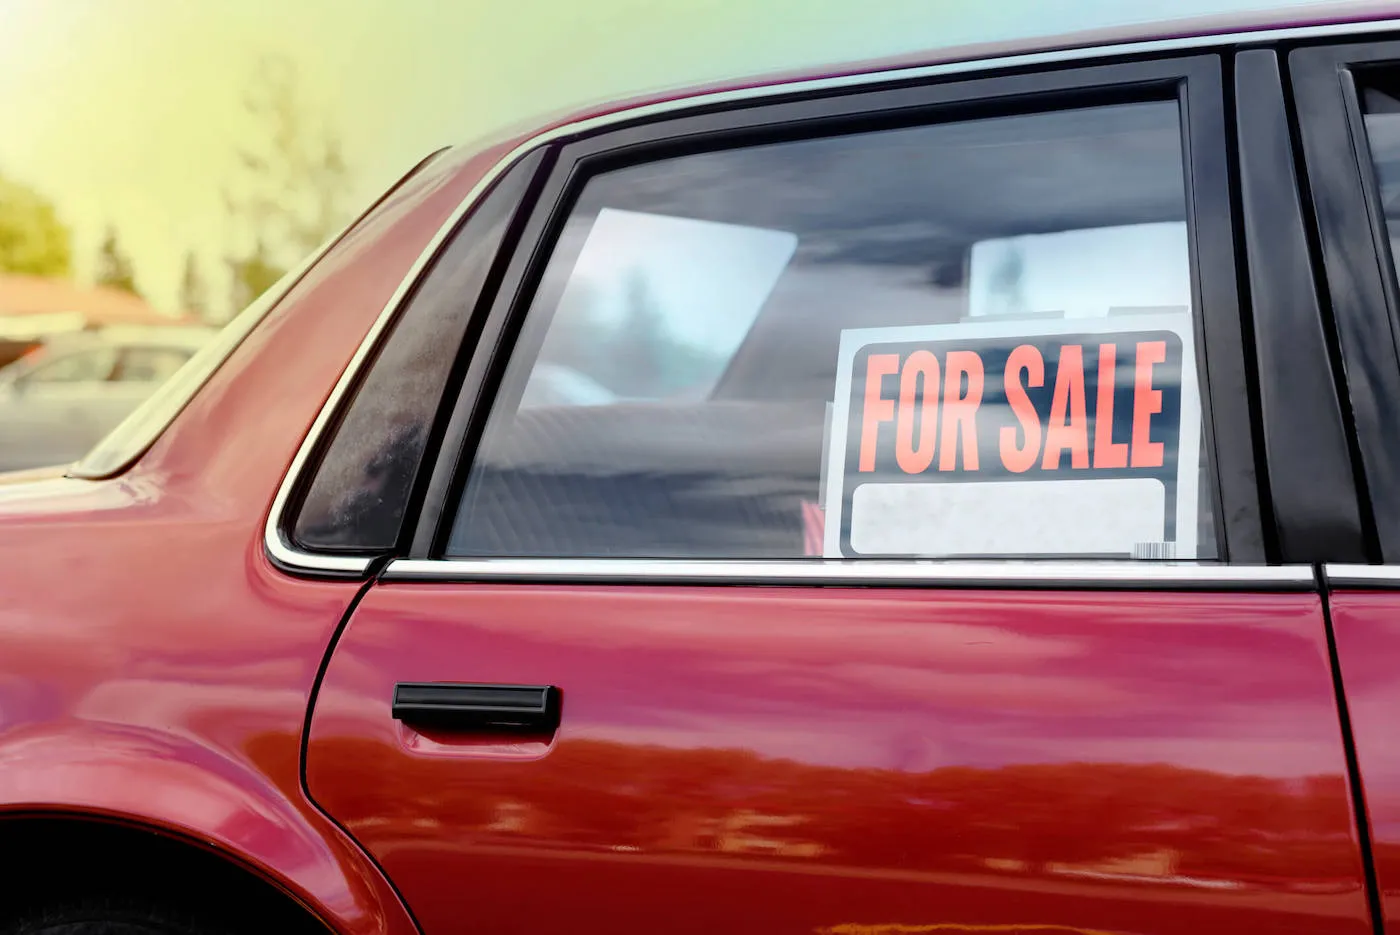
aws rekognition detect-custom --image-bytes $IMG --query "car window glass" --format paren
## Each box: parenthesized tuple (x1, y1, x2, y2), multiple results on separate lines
(448, 100, 1217, 561)
(115, 348, 193, 383)
(289, 151, 543, 552)
(521, 210, 798, 408)
(23, 348, 117, 384)
(1361, 75, 1400, 273)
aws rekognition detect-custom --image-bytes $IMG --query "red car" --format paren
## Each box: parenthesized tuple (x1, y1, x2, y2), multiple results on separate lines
(12, 7, 1400, 935)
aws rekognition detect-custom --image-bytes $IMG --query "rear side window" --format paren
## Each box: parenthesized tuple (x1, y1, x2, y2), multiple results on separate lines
(290, 150, 544, 552)
(447, 100, 1220, 561)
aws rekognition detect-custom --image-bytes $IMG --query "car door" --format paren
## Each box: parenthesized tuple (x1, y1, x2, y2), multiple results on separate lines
(295, 53, 1376, 934)
(1291, 37, 1400, 935)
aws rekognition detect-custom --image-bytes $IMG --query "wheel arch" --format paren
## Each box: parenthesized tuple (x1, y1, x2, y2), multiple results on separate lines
(0, 724, 417, 935)
(0, 811, 333, 932)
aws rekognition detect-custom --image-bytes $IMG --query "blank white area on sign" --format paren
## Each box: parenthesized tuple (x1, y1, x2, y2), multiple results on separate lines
(967, 222, 1190, 320)
(849, 478, 1167, 557)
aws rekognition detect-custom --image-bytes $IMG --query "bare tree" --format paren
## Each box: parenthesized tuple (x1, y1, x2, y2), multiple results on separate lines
(178, 251, 208, 321)
(95, 225, 139, 295)
(223, 55, 350, 319)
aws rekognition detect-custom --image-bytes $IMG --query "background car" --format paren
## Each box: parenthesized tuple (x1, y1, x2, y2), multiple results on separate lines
(0, 326, 214, 472)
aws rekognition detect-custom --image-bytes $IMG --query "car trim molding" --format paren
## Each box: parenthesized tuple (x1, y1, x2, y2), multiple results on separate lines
(380, 558, 1315, 589)
(266, 15, 1400, 578)
(1325, 564, 1400, 587)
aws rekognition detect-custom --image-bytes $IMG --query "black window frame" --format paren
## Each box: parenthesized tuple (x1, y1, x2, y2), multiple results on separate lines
(278, 147, 551, 558)
(409, 53, 1269, 564)
(1290, 38, 1400, 564)
(1233, 48, 1366, 564)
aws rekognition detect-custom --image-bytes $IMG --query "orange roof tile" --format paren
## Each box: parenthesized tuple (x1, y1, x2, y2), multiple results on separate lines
(0, 274, 197, 326)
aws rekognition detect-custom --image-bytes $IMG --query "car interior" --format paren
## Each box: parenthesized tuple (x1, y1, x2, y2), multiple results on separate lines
(451, 100, 1205, 560)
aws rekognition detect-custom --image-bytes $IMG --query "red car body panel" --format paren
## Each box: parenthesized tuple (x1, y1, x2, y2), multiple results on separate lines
(307, 585, 1371, 935)
(0, 140, 524, 933)
(1327, 591, 1400, 928)
(2, 6, 1400, 935)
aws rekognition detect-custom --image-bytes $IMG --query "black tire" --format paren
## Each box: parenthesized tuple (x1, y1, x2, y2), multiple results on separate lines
(1, 898, 256, 935)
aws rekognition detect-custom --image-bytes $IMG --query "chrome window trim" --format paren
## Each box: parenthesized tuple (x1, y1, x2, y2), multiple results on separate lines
(267, 14, 1400, 579)
(1325, 565, 1400, 587)
(382, 558, 1315, 589)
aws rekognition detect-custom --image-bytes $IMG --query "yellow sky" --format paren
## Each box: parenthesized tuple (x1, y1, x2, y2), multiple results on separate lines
(0, 0, 1338, 314)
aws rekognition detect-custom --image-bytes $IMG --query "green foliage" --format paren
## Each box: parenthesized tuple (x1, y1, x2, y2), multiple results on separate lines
(0, 173, 72, 278)
(94, 225, 139, 295)
(226, 239, 284, 314)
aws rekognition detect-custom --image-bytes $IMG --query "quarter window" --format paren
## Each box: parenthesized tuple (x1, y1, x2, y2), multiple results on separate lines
(289, 151, 544, 552)
(449, 101, 1218, 561)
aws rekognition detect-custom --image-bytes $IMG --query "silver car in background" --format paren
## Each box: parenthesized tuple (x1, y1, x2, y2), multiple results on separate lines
(0, 327, 215, 472)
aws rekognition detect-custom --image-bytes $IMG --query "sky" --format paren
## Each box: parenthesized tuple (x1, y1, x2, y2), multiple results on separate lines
(0, 0, 1368, 315)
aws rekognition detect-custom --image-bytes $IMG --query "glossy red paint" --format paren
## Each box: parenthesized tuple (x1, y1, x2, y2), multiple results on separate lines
(1, 7, 1396, 933)
(307, 584, 1371, 935)
(0, 140, 522, 932)
(1325, 590, 1400, 932)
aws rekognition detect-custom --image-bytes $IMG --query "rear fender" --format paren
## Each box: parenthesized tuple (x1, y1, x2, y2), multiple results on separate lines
(0, 722, 417, 935)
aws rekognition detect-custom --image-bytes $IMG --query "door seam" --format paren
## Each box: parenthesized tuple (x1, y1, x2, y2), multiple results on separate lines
(1319, 564, 1386, 935)
(298, 570, 427, 935)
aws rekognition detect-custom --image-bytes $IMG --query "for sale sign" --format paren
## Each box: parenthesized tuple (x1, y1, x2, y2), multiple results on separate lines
(821, 313, 1202, 559)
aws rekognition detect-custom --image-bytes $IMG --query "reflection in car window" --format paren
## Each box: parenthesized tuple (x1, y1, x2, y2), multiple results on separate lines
(1362, 77, 1400, 277)
(521, 209, 798, 407)
(449, 101, 1218, 561)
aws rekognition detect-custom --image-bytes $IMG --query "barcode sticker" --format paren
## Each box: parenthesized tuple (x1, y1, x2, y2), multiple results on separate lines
(1133, 541, 1177, 560)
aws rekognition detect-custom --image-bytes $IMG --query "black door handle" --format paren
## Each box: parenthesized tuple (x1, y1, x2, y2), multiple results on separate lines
(392, 683, 561, 732)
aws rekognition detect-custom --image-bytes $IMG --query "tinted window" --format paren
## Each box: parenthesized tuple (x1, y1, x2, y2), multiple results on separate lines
(449, 101, 1218, 561)
(290, 150, 543, 551)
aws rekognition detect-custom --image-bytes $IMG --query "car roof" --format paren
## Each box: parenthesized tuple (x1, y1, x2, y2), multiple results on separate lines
(447, 1, 1400, 161)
